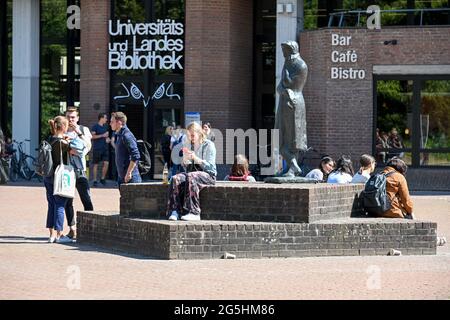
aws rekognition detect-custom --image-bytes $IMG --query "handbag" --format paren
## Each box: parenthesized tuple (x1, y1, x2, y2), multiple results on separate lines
(53, 140, 76, 198)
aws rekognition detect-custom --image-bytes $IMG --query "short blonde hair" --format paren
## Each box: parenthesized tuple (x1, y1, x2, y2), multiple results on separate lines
(186, 122, 206, 143)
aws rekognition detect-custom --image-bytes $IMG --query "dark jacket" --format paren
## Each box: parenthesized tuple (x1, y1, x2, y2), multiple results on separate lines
(48, 136, 71, 175)
(114, 126, 140, 180)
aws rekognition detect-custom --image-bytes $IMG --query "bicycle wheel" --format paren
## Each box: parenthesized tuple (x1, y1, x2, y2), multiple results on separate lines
(20, 160, 34, 180)
(9, 159, 18, 182)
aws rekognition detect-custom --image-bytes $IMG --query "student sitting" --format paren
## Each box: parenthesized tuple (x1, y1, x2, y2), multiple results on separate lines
(327, 155, 354, 184)
(351, 154, 376, 183)
(380, 157, 414, 219)
(224, 154, 256, 182)
(305, 156, 335, 182)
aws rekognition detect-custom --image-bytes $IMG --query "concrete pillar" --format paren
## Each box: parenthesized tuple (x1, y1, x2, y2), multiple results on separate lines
(12, 0, 40, 156)
(275, 0, 302, 113)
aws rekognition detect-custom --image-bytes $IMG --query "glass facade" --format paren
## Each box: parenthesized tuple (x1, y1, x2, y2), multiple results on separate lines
(305, 0, 450, 29)
(254, 0, 276, 130)
(375, 77, 450, 167)
(110, 0, 185, 176)
(40, 0, 80, 140)
(0, 0, 12, 138)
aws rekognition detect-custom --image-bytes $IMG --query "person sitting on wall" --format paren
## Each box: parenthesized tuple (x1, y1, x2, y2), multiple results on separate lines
(351, 154, 376, 184)
(305, 156, 335, 182)
(327, 155, 354, 184)
(202, 122, 216, 142)
(166, 122, 217, 221)
(224, 154, 256, 182)
(380, 157, 414, 219)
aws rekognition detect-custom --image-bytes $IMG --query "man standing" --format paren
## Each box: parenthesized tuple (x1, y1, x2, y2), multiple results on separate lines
(64, 107, 94, 240)
(91, 113, 110, 187)
(110, 112, 141, 185)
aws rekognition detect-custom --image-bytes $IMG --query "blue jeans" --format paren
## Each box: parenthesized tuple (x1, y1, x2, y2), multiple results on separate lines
(44, 178, 69, 231)
(118, 173, 142, 186)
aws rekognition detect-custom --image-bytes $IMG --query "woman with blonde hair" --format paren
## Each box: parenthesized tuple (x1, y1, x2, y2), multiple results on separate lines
(224, 154, 256, 182)
(167, 122, 217, 221)
(44, 116, 73, 243)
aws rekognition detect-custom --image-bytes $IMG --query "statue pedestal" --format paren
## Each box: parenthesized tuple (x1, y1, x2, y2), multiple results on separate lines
(264, 176, 319, 184)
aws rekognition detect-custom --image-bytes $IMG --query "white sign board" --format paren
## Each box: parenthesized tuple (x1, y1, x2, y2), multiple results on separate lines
(185, 112, 201, 128)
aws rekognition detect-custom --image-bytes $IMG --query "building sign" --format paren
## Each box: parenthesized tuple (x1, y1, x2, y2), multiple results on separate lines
(108, 19, 184, 70)
(185, 112, 201, 127)
(330, 33, 366, 80)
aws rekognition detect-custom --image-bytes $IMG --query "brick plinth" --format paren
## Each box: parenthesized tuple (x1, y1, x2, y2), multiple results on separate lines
(119, 182, 365, 223)
(77, 212, 437, 260)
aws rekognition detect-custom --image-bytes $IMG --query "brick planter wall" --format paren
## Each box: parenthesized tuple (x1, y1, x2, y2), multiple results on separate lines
(119, 182, 365, 223)
(77, 212, 437, 260)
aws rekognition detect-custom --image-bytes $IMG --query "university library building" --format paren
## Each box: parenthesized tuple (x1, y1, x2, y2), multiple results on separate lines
(1, 0, 449, 190)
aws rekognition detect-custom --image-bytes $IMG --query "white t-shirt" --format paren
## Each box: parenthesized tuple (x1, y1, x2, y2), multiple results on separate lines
(305, 169, 323, 181)
(327, 171, 353, 184)
(351, 172, 371, 184)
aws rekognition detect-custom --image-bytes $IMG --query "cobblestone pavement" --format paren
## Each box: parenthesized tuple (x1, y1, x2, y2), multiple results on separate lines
(1, 181, 449, 300)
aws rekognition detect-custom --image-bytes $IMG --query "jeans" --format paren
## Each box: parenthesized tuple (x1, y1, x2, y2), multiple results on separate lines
(65, 175, 93, 226)
(44, 179, 69, 231)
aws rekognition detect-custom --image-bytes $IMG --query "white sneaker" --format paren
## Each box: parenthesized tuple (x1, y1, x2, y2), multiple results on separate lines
(48, 237, 56, 243)
(181, 213, 201, 221)
(168, 211, 179, 221)
(56, 235, 73, 244)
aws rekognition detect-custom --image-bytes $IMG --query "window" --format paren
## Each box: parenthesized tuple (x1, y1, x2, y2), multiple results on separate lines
(40, 0, 80, 140)
(375, 76, 450, 167)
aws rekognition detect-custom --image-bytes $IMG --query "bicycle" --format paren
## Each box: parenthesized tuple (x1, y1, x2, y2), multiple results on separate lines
(8, 140, 42, 182)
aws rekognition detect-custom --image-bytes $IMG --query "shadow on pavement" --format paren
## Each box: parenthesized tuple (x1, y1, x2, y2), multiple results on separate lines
(64, 241, 161, 261)
(0, 236, 49, 243)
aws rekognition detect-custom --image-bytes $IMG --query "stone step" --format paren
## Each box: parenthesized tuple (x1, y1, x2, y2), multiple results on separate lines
(77, 211, 437, 260)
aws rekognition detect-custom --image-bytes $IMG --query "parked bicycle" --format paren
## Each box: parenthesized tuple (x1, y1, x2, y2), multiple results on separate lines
(8, 140, 42, 182)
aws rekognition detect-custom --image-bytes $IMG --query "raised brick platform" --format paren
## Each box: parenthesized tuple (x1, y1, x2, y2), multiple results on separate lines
(120, 182, 365, 223)
(77, 211, 437, 260)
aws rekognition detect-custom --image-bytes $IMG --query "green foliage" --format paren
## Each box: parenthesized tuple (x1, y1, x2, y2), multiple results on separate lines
(41, 0, 66, 42)
(40, 69, 62, 141)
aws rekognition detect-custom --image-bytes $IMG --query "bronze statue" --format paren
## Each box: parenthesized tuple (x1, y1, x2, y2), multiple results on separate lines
(275, 41, 308, 177)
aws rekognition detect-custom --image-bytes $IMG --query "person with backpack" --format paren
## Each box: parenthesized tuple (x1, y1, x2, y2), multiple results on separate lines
(224, 154, 256, 182)
(110, 112, 141, 185)
(43, 116, 73, 243)
(351, 154, 376, 183)
(380, 157, 413, 219)
(64, 107, 94, 240)
(167, 122, 216, 221)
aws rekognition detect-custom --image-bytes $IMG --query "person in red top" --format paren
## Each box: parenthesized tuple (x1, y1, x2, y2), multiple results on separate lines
(381, 157, 414, 219)
(224, 154, 256, 182)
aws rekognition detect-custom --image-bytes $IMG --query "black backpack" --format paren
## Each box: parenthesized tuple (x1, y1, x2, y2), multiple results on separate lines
(362, 171, 395, 216)
(34, 140, 53, 177)
(136, 139, 152, 175)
